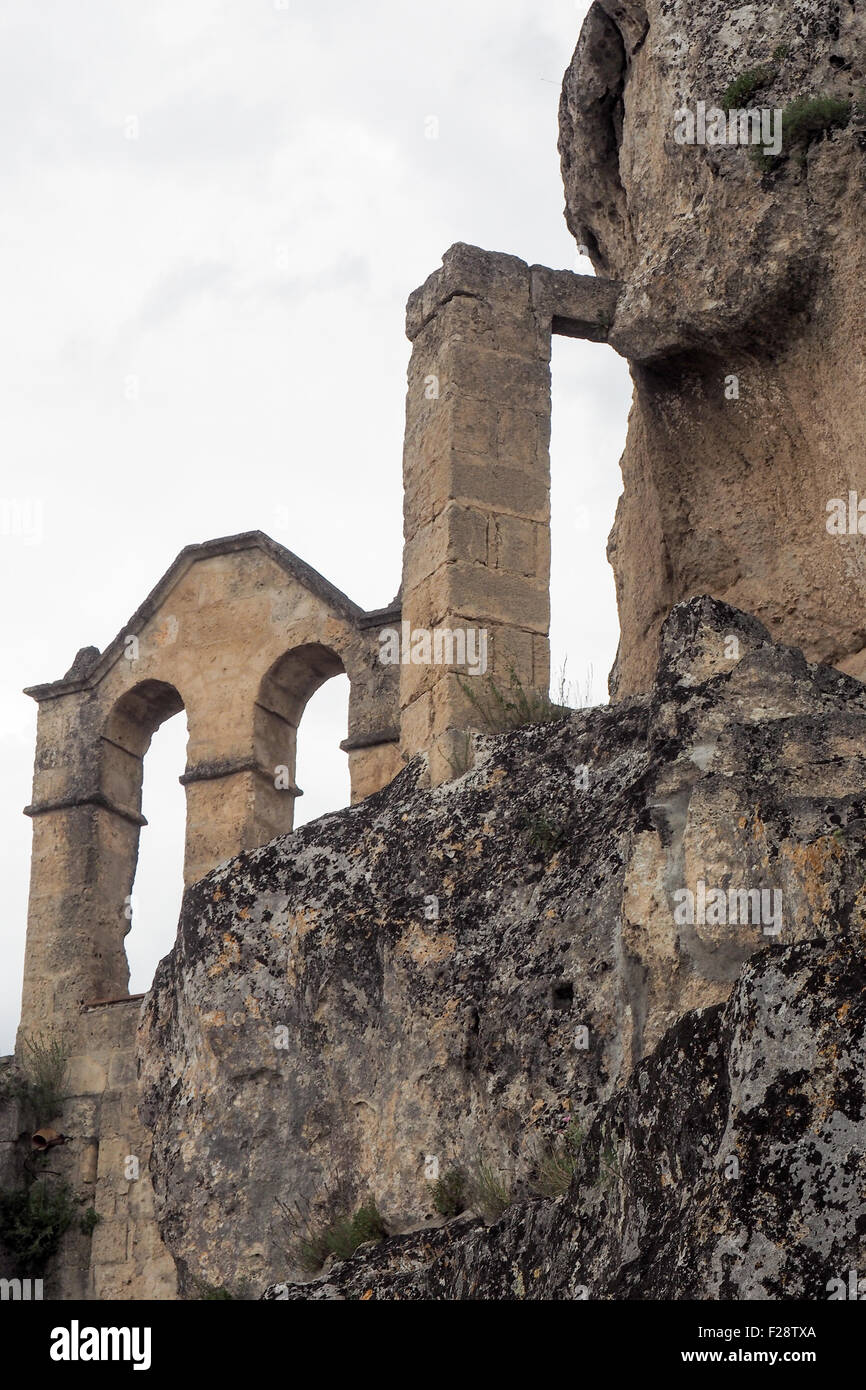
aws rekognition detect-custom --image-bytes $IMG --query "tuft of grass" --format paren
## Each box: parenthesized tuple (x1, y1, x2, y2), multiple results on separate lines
(0, 1180, 77, 1275)
(459, 665, 567, 734)
(429, 1165, 467, 1219)
(458, 660, 595, 737)
(467, 1162, 513, 1223)
(721, 62, 777, 113)
(16, 1032, 69, 1120)
(597, 1140, 624, 1193)
(290, 1198, 387, 1275)
(531, 1116, 585, 1199)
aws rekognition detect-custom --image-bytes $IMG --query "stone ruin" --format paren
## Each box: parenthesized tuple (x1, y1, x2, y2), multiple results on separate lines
(10, 244, 621, 1296)
(5, 0, 865, 1299)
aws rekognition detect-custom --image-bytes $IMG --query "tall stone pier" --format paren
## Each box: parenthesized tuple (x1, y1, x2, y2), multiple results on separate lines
(399, 243, 621, 783)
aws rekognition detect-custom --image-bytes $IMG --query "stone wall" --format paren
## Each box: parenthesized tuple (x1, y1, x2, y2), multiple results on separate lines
(0, 1002, 176, 1299)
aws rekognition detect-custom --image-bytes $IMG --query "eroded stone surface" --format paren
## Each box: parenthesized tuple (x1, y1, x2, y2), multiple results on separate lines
(139, 598, 866, 1294)
(560, 1, 866, 693)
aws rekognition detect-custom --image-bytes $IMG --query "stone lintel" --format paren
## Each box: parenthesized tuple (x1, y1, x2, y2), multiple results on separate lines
(530, 265, 624, 342)
(23, 792, 147, 828)
(80, 994, 146, 1013)
(340, 729, 400, 753)
(357, 602, 402, 631)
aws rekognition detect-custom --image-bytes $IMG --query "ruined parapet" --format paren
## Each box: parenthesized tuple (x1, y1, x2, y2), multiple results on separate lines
(399, 242, 621, 783)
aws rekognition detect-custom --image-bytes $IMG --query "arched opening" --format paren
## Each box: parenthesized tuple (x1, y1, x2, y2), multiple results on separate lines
(293, 672, 351, 827)
(253, 643, 349, 839)
(549, 334, 631, 707)
(96, 679, 186, 1001)
(125, 709, 188, 995)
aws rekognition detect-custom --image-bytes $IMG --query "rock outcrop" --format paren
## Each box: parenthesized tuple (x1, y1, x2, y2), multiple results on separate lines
(139, 598, 866, 1296)
(559, 1, 866, 694)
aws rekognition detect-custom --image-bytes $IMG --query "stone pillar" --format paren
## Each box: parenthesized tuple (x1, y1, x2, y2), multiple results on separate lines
(399, 242, 621, 784)
(400, 245, 552, 784)
(18, 690, 140, 1039)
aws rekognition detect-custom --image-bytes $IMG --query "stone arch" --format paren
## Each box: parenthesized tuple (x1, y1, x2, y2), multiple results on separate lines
(20, 535, 402, 1036)
(253, 643, 347, 838)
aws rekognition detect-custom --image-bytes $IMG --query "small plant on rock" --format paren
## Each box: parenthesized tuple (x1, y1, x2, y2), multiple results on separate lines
(281, 1193, 387, 1276)
(721, 62, 777, 113)
(16, 1032, 69, 1120)
(467, 1161, 513, 1223)
(79, 1207, 101, 1237)
(531, 1115, 585, 1199)
(752, 93, 853, 171)
(430, 1165, 467, 1219)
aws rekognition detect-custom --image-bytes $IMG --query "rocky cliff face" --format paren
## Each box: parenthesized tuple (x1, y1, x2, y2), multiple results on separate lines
(139, 598, 866, 1296)
(560, 1, 866, 695)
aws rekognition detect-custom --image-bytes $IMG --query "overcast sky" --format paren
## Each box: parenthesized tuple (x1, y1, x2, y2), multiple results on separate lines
(0, 0, 631, 1053)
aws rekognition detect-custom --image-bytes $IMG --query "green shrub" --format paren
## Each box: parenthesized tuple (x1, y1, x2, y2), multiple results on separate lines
(752, 93, 853, 172)
(79, 1207, 101, 1237)
(721, 62, 776, 113)
(430, 1166, 467, 1219)
(0, 1180, 76, 1274)
(520, 811, 568, 859)
(784, 94, 852, 145)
